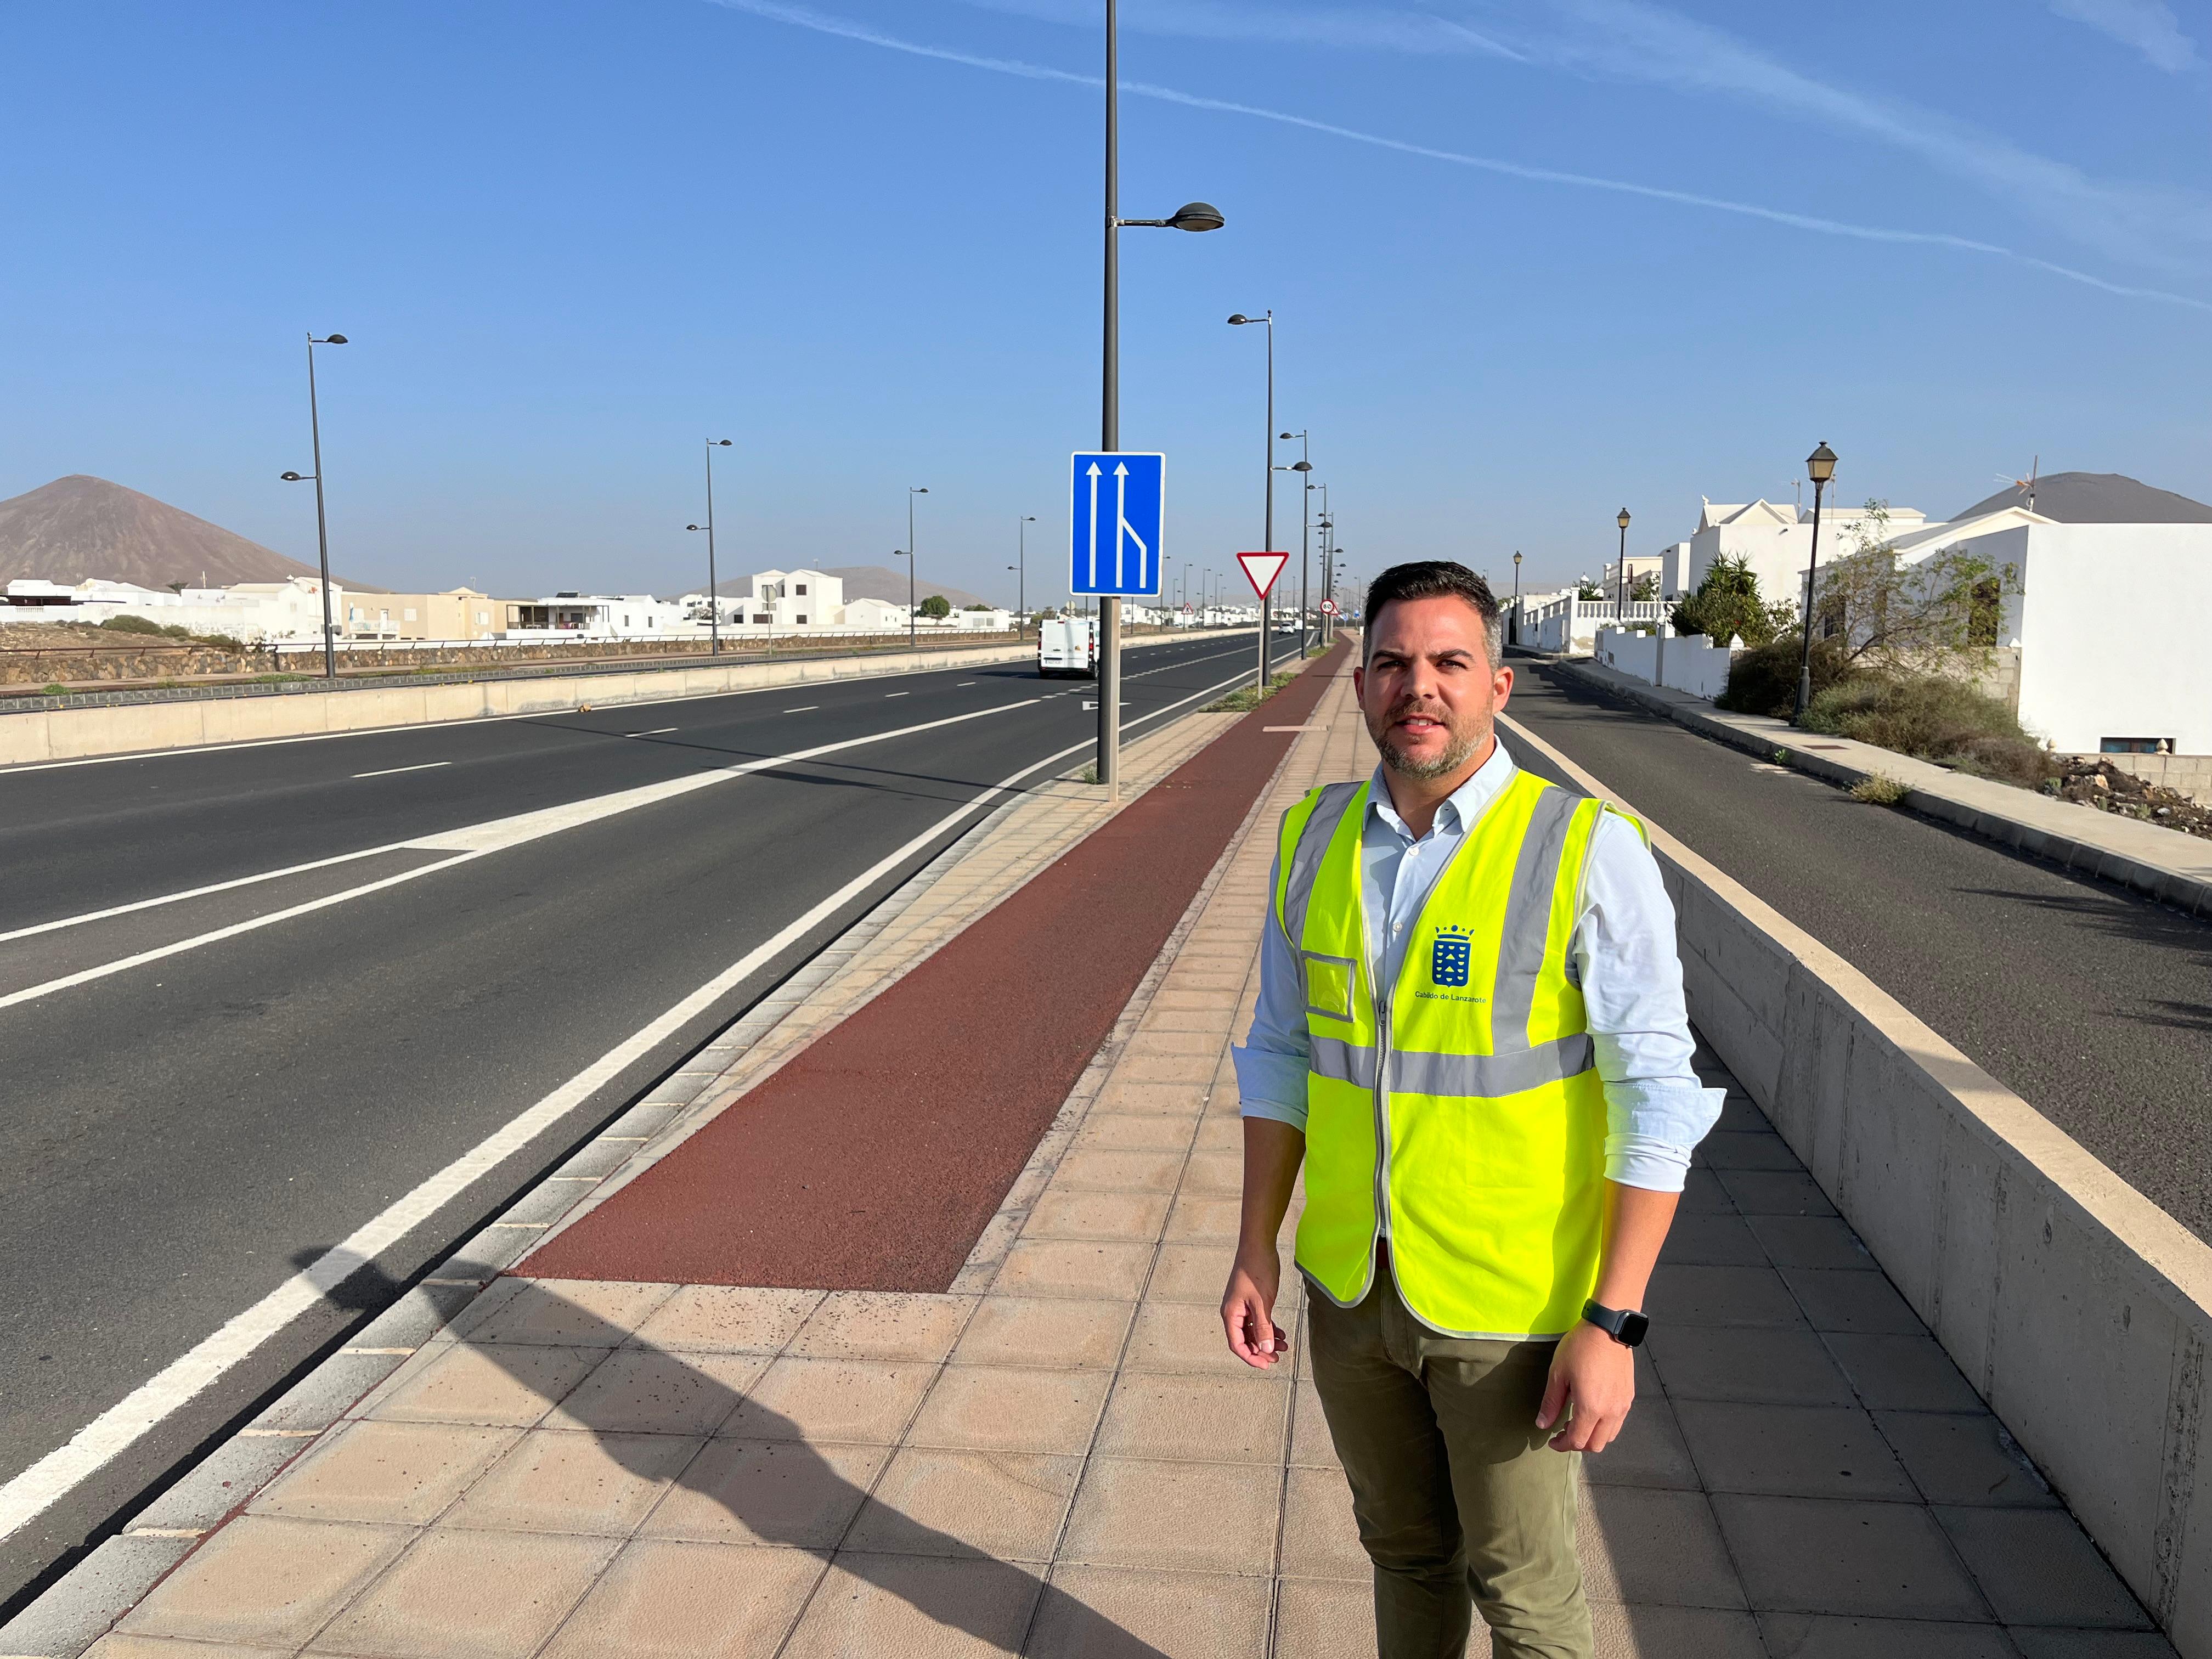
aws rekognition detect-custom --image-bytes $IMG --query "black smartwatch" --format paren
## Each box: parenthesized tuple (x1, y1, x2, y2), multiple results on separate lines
(1582, 1299, 1649, 1347)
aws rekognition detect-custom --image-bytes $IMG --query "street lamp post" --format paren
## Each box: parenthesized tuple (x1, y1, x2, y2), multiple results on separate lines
(1615, 508, 1632, 618)
(684, 440, 734, 655)
(1277, 429, 1313, 657)
(1099, 0, 1223, 791)
(1796, 442, 1838, 720)
(1011, 515, 1036, 640)
(1511, 550, 1523, 647)
(1227, 312, 1275, 691)
(895, 486, 929, 652)
(278, 330, 348, 680)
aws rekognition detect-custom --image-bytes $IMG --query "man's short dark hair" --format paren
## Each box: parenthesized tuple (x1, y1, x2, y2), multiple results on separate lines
(1361, 561, 1503, 668)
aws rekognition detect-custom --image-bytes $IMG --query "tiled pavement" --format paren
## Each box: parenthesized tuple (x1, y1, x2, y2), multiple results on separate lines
(60, 665, 2173, 1657)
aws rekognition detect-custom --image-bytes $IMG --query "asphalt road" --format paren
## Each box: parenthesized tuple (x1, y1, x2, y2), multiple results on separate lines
(0, 630, 1302, 1612)
(1499, 655, 2212, 1242)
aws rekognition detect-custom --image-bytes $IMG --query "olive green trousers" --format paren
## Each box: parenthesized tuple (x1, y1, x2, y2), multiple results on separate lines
(1304, 1251, 1592, 1659)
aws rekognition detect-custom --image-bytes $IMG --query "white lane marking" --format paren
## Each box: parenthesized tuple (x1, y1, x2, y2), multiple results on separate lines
(0, 699, 1041, 1005)
(956, 681, 975, 686)
(884, 691, 909, 698)
(0, 646, 1285, 1545)
(783, 706, 817, 713)
(624, 728, 678, 738)
(0, 844, 414, 946)
(352, 761, 451, 780)
(0, 852, 486, 1014)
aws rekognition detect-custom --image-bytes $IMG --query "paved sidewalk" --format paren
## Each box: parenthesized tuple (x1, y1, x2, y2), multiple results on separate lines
(52, 663, 2173, 1657)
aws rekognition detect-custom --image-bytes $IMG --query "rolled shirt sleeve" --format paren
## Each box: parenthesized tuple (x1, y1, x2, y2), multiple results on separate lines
(1234, 851, 1314, 1132)
(1575, 812, 1725, 1192)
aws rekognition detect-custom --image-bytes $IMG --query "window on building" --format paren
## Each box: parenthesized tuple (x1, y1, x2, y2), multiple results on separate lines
(2101, 738, 2166, 755)
(753, 614, 770, 624)
(476, 611, 488, 626)
(403, 607, 418, 622)
(795, 583, 808, 596)
(795, 614, 809, 625)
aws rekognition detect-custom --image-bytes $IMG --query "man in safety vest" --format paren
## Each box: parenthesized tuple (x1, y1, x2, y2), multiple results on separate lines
(1223, 561, 1721, 1658)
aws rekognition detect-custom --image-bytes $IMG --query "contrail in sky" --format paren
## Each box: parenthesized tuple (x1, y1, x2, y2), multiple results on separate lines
(709, 0, 2212, 317)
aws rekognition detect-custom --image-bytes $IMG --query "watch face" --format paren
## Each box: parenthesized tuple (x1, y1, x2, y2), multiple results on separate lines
(1617, 1310, 1650, 1347)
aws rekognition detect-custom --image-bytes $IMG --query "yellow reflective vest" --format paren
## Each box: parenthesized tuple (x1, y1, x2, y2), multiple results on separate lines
(1273, 769, 1635, 1339)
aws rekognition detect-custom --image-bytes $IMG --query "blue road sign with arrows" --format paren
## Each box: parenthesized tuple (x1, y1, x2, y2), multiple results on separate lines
(1069, 451, 1164, 597)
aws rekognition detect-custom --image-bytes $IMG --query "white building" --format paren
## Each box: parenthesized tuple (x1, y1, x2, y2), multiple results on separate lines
(503, 594, 695, 640)
(726, 569, 843, 628)
(1, 575, 341, 643)
(840, 596, 910, 631)
(1685, 499, 1932, 612)
(1881, 512, 2212, 757)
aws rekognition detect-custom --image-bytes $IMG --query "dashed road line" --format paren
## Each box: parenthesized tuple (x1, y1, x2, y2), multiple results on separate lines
(352, 761, 452, 780)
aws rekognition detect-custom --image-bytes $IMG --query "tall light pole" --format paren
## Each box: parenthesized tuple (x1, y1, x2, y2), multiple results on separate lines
(1511, 549, 1523, 647)
(1011, 514, 1036, 639)
(1615, 508, 1632, 617)
(1796, 442, 1838, 720)
(894, 486, 928, 652)
(278, 330, 348, 680)
(685, 439, 734, 655)
(1099, 0, 1223, 789)
(1227, 312, 1274, 691)
(1278, 430, 1313, 658)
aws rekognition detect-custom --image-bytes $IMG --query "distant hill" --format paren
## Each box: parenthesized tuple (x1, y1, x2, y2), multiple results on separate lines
(0, 475, 383, 591)
(1953, 471, 2212, 524)
(718, 563, 996, 609)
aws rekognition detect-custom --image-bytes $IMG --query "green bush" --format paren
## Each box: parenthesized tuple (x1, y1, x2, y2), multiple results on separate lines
(98, 614, 170, 636)
(1716, 636, 1858, 717)
(1799, 674, 2049, 785)
(1672, 552, 1796, 650)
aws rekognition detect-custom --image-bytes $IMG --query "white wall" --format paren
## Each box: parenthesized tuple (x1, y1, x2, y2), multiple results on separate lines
(1593, 625, 1741, 701)
(2010, 524, 2212, 754)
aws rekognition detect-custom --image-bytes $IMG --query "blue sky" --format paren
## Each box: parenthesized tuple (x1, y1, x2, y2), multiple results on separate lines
(2, 0, 2207, 603)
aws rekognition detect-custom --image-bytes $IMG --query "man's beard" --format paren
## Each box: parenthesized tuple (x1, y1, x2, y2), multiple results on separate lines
(1370, 698, 1485, 780)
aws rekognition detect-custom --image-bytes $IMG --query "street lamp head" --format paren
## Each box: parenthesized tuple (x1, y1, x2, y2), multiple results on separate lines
(911, 486, 928, 494)
(280, 471, 307, 482)
(712, 439, 731, 447)
(314, 334, 348, 345)
(1807, 442, 1838, 484)
(1226, 314, 1250, 325)
(686, 524, 703, 532)
(1170, 201, 1226, 232)
(1279, 431, 1297, 439)
(1022, 514, 1036, 522)
(1291, 460, 1313, 472)
(1617, 508, 1632, 530)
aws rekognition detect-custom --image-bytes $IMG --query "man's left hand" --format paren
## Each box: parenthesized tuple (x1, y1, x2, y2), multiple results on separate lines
(1535, 1322, 1636, 1453)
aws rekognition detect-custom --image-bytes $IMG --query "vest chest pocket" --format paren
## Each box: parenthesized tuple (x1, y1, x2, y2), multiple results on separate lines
(1301, 950, 1358, 1023)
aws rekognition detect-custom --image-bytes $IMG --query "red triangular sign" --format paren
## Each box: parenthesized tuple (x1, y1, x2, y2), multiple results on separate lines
(1237, 551, 1289, 598)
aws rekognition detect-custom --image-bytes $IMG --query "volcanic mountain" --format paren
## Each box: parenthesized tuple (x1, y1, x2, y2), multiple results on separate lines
(0, 474, 380, 590)
(1953, 471, 2212, 524)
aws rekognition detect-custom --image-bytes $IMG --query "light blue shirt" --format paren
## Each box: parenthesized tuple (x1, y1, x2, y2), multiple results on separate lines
(1234, 739, 1722, 1194)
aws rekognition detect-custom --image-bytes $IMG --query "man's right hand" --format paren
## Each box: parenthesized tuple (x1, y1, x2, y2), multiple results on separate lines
(1222, 1246, 1287, 1368)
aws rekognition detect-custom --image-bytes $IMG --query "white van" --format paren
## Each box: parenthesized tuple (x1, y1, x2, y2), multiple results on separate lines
(1037, 616, 1099, 678)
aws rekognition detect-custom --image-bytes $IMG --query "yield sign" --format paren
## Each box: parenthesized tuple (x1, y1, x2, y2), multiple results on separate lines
(1237, 551, 1289, 598)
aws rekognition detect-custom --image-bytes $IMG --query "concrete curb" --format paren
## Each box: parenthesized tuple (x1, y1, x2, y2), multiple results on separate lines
(1530, 652, 2212, 919)
(1503, 708, 2212, 1657)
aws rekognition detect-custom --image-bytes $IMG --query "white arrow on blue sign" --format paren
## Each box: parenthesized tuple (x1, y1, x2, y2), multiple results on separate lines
(1069, 451, 1164, 597)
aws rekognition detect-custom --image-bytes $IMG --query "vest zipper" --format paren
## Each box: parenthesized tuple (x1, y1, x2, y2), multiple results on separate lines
(1360, 885, 1392, 1276)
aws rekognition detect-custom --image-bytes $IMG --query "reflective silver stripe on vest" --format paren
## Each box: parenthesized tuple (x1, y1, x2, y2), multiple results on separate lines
(1310, 1033, 1591, 1097)
(1487, 787, 1583, 1050)
(1282, 780, 1364, 951)
(1310, 1034, 1379, 1088)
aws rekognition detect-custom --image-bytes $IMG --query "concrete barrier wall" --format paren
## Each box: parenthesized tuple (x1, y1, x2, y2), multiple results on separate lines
(0, 631, 1252, 769)
(1661, 839, 2212, 1652)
